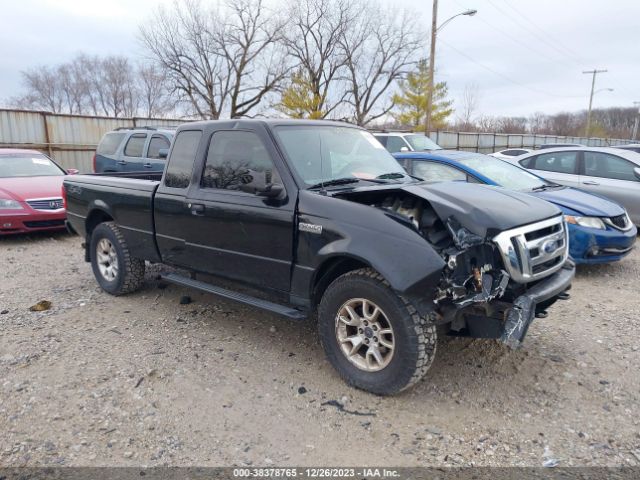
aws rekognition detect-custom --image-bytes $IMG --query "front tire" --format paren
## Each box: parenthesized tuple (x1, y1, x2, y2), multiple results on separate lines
(90, 222, 145, 296)
(318, 268, 437, 395)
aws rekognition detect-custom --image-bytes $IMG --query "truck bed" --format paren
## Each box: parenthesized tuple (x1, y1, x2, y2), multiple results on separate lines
(64, 173, 162, 262)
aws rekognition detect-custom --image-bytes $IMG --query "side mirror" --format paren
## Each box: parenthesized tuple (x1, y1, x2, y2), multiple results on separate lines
(66, 168, 79, 175)
(256, 183, 284, 198)
(400, 146, 410, 152)
(634, 167, 640, 180)
(158, 149, 169, 159)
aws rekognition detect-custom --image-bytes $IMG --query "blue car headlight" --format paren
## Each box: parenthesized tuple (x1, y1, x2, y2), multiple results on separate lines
(564, 215, 606, 230)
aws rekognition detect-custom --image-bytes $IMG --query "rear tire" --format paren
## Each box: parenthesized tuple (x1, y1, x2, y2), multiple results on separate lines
(90, 222, 145, 296)
(318, 268, 437, 395)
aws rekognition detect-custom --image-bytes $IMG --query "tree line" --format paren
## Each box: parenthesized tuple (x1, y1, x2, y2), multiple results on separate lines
(12, 0, 448, 128)
(8, 0, 637, 139)
(445, 107, 639, 139)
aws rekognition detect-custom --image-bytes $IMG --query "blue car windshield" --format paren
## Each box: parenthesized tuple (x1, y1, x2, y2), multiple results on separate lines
(456, 156, 549, 191)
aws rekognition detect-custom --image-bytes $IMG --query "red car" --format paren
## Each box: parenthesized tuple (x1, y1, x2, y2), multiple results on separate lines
(0, 149, 78, 235)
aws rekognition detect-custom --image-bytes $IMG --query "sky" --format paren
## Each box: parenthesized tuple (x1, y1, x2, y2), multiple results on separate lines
(0, 0, 638, 119)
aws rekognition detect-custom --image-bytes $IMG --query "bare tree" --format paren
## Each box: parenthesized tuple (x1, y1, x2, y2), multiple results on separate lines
(140, 0, 287, 119)
(283, 0, 358, 118)
(456, 83, 480, 129)
(15, 66, 64, 112)
(217, 0, 290, 117)
(137, 63, 174, 118)
(338, 4, 423, 126)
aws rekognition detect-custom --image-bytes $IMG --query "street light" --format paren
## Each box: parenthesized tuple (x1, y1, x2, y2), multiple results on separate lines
(425, 2, 477, 135)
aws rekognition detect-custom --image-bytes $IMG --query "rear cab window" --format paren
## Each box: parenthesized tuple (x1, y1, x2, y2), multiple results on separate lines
(164, 130, 202, 189)
(97, 132, 126, 155)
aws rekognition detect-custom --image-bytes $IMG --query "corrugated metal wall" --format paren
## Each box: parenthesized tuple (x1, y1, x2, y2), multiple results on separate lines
(0, 109, 188, 172)
(430, 130, 634, 153)
(1, 109, 636, 171)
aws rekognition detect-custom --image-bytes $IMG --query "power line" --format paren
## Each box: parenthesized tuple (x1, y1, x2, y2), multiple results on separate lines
(439, 39, 584, 99)
(485, 0, 583, 68)
(496, 0, 584, 61)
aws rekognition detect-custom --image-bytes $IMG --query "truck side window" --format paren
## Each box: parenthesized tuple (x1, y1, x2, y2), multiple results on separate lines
(201, 131, 281, 191)
(164, 130, 202, 189)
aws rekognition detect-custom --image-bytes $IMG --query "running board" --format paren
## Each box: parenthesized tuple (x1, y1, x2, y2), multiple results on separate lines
(161, 272, 307, 320)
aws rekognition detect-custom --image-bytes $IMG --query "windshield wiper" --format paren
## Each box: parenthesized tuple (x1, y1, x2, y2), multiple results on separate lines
(531, 184, 553, 192)
(307, 177, 362, 190)
(375, 172, 406, 180)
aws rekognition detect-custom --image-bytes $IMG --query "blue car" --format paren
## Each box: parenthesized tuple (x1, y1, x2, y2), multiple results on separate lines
(395, 150, 637, 264)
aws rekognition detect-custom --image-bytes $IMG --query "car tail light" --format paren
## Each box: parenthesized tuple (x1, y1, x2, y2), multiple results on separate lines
(92, 153, 97, 172)
(61, 185, 67, 210)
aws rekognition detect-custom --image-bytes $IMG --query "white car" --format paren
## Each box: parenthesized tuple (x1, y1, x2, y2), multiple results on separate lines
(502, 146, 640, 226)
(372, 132, 442, 154)
(489, 148, 533, 160)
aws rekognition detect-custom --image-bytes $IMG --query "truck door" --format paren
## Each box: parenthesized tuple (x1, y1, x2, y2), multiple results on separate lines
(154, 130, 204, 267)
(183, 129, 295, 293)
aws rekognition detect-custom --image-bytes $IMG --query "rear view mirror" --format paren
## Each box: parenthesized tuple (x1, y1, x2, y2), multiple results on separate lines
(634, 167, 640, 180)
(400, 146, 410, 152)
(66, 168, 79, 175)
(158, 149, 169, 159)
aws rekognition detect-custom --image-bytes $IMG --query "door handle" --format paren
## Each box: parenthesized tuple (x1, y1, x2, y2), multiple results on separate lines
(582, 180, 600, 186)
(117, 160, 127, 165)
(189, 203, 205, 216)
(143, 163, 153, 169)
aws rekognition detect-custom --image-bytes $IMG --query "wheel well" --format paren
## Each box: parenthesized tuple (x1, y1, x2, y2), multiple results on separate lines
(312, 256, 371, 307)
(86, 209, 113, 236)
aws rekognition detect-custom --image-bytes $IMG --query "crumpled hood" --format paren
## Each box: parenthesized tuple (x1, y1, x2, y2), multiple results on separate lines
(530, 187, 624, 217)
(401, 182, 561, 237)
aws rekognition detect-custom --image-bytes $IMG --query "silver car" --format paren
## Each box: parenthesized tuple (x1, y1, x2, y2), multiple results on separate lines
(503, 147, 640, 226)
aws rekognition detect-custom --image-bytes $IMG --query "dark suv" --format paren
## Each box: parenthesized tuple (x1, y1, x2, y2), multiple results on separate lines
(93, 127, 175, 173)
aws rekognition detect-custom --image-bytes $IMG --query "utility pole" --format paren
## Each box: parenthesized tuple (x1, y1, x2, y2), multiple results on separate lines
(424, 0, 438, 136)
(632, 101, 640, 141)
(583, 68, 607, 137)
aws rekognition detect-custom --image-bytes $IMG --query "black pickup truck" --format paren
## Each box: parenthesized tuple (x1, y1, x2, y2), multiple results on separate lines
(64, 120, 574, 395)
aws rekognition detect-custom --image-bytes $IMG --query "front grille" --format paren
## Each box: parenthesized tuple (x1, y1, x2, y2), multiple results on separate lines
(23, 219, 66, 228)
(26, 198, 64, 211)
(605, 214, 632, 231)
(493, 215, 568, 283)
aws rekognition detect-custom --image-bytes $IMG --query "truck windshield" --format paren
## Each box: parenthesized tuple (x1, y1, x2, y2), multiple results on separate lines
(405, 134, 442, 151)
(274, 126, 410, 186)
(456, 155, 551, 191)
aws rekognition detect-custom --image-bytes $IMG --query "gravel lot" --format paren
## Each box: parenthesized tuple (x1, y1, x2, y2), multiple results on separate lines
(1, 231, 639, 467)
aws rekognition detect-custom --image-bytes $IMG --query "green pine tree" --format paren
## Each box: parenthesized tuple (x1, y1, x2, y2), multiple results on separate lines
(392, 59, 453, 130)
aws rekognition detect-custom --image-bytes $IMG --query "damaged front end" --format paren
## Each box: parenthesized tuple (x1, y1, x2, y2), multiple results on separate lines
(334, 183, 574, 348)
(435, 215, 574, 347)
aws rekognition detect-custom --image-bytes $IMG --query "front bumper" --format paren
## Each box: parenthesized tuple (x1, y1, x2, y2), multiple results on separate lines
(0, 211, 67, 235)
(568, 223, 637, 264)
(501, 259, 575, 348)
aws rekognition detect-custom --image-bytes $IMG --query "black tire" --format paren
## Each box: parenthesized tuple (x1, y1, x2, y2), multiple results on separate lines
(90, 222, 145, 296)
(318, 268, 437, 395)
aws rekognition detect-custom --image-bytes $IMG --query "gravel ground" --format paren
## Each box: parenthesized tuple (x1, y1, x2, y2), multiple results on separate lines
(1, 231, 639, 468)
